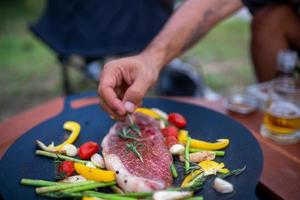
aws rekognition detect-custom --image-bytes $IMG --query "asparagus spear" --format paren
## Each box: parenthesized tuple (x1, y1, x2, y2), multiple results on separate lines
(185, 137, 192, 174)
(36, 150, 88, 164)
(21, 178, 65, 187)
(36, 180, 95, 194)
(84, 191, 137, 200)
(189, 148, 225, 156)
(170, 163, 178, 178)
(41, 192, 83, 198)
(63, 181, 115, 193)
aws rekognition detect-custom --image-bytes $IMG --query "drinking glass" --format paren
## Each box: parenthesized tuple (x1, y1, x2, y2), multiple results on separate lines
(260, 78, 300, 144)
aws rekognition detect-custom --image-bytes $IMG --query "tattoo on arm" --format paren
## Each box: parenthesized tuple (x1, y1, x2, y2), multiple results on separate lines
(181, 9, 214, 52)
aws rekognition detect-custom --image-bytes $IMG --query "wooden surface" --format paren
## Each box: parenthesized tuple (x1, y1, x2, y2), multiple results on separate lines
(0, 96, 299, 200)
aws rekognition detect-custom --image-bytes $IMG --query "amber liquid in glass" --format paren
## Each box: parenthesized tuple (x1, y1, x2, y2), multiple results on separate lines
(263, 101, 300, 135)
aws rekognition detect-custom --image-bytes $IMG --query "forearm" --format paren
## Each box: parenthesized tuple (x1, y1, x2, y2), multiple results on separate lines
(141, 0, 243, 69)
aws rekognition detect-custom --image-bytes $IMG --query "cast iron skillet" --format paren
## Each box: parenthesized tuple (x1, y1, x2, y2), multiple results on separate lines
(0, 93, 263, 200)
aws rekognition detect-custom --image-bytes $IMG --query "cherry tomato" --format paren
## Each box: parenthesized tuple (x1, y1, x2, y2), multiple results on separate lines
(165, 136, 178, 149)
(162, 126, 179, 138)
(168, 113, 187, 128)
(78, 141, 99, 160)
(57, 161, 74, 178)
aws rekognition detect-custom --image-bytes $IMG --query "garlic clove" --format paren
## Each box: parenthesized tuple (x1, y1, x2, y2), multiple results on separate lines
(86, 161, 97, 169)
(91, 153, 105, 168)
(36, 140, 56, 152)
(169, 144, 185, 155)
(61, 144, 78, 157)
(61, 175, 86, 183)
(213, 177, 234, 194)
(153, 191, 193, 200)
(160, 120, 166, 129)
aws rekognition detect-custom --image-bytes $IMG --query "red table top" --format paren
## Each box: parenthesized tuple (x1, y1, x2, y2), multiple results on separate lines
(0, 96, 299, 200)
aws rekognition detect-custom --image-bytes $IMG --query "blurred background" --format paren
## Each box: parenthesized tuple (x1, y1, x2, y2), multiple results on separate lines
(0, 0, 254, 121)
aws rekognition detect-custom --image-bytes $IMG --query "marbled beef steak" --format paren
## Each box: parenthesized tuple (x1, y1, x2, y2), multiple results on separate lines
(102, 112, 173, 192)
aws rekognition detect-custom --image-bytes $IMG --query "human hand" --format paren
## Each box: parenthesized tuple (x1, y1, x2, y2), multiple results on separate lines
(98, 55, 160, 120)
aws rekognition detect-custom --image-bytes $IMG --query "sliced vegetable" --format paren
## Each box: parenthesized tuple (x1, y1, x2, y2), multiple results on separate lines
(181, 170, 202, 188)
(21, 179, 65, 187)
(162, 126, 179, 138)
(170, 163, 178, 178)
(135, 108, 161, 119)
(178, 130, 229, 150)
(36, 121, 81, 152)
(78, 141, 99, 160)
(189, 148, 225, 156)
(35, 150, 88, 164)
(185, 137, 191, 174)
(36, 180, 95, 194)
(83, 197, 102, 200)
(55, 121, 81, 151)
(56, 161, 75, 178)
(151, 108, 168, 119)
(74, 163, 115, 182)
(168, 113, 187, 128)
(184, 172, 206, 191)
(199, 160, 226, 176)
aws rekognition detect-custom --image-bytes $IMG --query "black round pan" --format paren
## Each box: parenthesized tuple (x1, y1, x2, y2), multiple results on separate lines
(0, 93, 263, 200)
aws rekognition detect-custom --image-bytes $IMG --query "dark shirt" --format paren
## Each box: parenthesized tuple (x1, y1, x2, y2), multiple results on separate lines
(242, 0, 299, 13)
(30, 0, 172, 57)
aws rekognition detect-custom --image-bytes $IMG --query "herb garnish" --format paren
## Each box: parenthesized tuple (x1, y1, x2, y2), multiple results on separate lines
(127, 114, 142, 136)
(126, 142, 144, 162)
(218, 166, 246, 179)
(118, 128, 138, 140)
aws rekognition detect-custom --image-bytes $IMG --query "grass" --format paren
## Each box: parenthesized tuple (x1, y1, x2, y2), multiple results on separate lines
(0, 1, 255, 121)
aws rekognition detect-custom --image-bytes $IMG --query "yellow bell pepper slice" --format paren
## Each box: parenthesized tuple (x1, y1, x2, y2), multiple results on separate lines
(55, 121, 81, 151)
(74, 163, 115, 182)
(181, 170, 202, 188)
(199, 160, 226, 175)
(218, 168, 230, 174)
(178, 130, 229, 150)
(135, 108, 161, 119)
(82, 197, 102, 200)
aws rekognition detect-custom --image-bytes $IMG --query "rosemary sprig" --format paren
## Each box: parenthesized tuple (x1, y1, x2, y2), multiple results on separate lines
(118, 128, 138, 140)
(218, 166, 246, 179)
(129, 123, 141, 136)
(127, 114, 142, 136)
(126, 142, 143, 162)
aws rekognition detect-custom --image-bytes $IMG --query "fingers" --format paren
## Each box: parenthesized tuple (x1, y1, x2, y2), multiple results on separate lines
(99, 98, 125, 121)
(122, 76, 150, 113)
(98, 66, 127, 119)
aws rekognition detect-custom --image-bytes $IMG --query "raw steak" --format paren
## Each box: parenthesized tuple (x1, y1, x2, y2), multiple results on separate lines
(102, 112, 173, 192)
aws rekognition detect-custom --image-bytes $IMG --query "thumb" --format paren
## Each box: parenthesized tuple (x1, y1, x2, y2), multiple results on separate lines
(123, 78, 149, 113)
